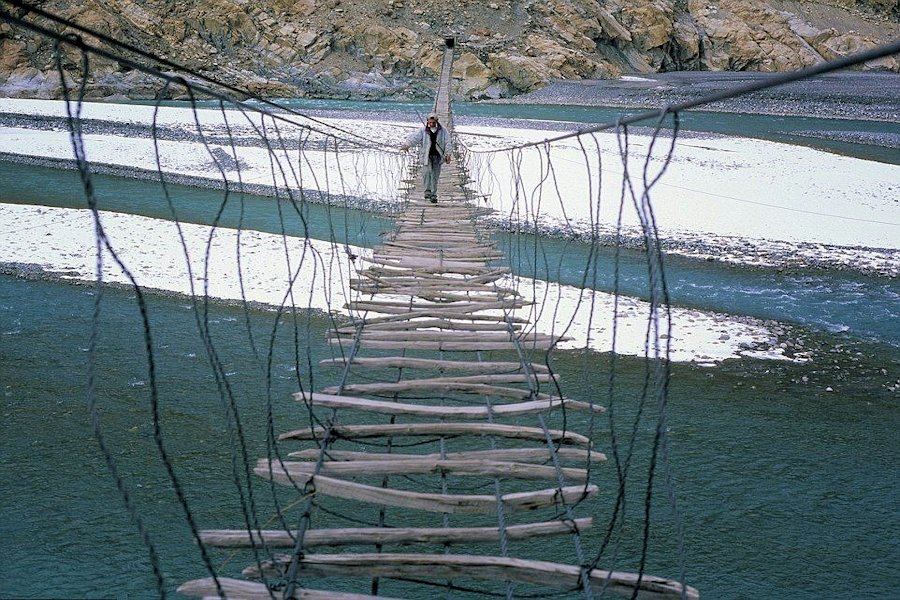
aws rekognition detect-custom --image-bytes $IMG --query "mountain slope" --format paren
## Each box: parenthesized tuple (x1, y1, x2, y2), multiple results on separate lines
(0, 0, 897, 100)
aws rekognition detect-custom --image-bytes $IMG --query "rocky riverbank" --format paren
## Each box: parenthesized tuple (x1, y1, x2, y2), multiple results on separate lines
(1, 0, 898, 103)
(495, 71, 900, 122)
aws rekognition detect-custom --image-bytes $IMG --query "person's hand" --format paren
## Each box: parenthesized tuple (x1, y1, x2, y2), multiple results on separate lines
(445, 155, 452, 164)
(400, 144, 409, 151)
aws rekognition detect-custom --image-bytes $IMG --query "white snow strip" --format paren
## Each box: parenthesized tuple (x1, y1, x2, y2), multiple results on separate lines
(2, 99, 897, 264)
(0, 203, 783, 364)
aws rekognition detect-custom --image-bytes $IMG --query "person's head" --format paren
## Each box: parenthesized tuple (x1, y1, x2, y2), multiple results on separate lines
(426, 114, 439, 128)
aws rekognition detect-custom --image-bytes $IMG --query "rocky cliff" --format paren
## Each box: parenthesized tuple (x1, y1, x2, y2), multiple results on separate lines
(1, 0, 897, 100)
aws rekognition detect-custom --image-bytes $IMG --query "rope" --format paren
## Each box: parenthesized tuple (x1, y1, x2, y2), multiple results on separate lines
(11, 3, 892, 598)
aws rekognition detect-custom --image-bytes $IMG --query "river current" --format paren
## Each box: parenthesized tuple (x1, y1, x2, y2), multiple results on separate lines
(1, 102, 898, 599)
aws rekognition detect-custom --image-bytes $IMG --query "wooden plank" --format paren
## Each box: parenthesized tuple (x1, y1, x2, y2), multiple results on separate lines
(365, 267, 509, 283)
(400, 291, 522, 303)
(278, 423, 592, 447)
(373, 255, 494, 266)
(382, 241, 499, 256)
(316, 381, 535, 400)
(318, 356, 549, 374)
(351, 287, 520, 301)
(381, 239, 497, 250)
(368, 255, 489, 270)
(331, 329, 556, 342)
(295, 391, 604, 416)
(355, 310, 529, 324)
(255, 465, 599, 514)
(262, 457, 587, 482)
(199, 518, 593, 548)
(243, 554, 698, 599)
(330, 338, 558, 351)
(359, 272, 507, 286)
(287, 448, 607, 464)
(346, 299, 530, 313)
(350, 283, 518, 296)
(356, 275, 501, 288)
(361, 259, 500, 276)
(178, 577, 398, 599)
(335, 319, 522, 333)
(372, 253, 506, 264)
(320, 372, 550, 387)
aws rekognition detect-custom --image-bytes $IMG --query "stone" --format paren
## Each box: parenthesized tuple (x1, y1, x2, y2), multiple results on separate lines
(814, 32, 900, 71)
(617, 1, 674, 51)
(488, 52, 548, 92)
(593, 7, 632, 42)
(296, 30, 318, 48)
(451, 52, 491, 80)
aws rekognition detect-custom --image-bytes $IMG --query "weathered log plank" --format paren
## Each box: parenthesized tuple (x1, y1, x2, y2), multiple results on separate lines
(298, 391, 549, 416)
(279, 422, 592, 447)
(242, 554, 699, 599)
(295, 391, 604, 415)
(318, 356, 548, 374)
(335, 319, 522, 333)
(329, 330, 559, 343)
(255, 465, 598, 514)
(359, 272, 507, 286)
(381, 241, 500, 256)
(365, 267, 509, 284)
(287, 448, 607, 464)
(362, 260, 501, 276)
(368, 255, 490, 271)
(346, 299, 530, 313)
(321, 372, 550, 387)
(330, 338, 558, 351)
(315, 381, 536, 400)
(178, 577, 397, 599)
(200, 518, 593, 548)
(262, 457, 587, 482)
(354, 310, 529, 324)
(351, 283, 519, 297)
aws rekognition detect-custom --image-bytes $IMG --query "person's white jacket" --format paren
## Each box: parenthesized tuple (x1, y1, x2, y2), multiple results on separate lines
(405, 125, 451, 164)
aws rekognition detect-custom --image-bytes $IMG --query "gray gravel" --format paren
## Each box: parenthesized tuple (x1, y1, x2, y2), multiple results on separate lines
(495, 71, 900, 122)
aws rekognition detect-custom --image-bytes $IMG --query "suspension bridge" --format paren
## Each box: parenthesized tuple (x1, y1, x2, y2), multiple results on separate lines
(3, 2, 897, 597)
(171, 42, 696, 600)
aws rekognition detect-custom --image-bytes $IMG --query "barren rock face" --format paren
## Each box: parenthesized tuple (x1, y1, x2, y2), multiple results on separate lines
(0, 0, 897, 100)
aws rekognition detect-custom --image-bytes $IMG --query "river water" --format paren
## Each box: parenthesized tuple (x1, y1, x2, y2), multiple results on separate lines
(1, 102, 898, 599)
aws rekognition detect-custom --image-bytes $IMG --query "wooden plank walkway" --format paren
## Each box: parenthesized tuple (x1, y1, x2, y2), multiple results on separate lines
(179, 40, 697, 600)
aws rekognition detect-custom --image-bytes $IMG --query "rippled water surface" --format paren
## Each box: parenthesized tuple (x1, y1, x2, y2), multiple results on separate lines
(2, 276, 898, 599)
(2, 100, 898, 599)
(3, 161, 898, 347)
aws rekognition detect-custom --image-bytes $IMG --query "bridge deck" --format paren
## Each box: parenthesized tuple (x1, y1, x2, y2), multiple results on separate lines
(179, 42, 697, 600)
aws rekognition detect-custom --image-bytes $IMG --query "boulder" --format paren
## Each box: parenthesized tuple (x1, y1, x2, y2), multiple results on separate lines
(418, 48, 444, 77)
(671, 16, 702, 68)
(452, 52, 491, 80)
(592, 5, 632, 43)
(273, 0, 316, 17)
(0, 67, 76, 99)
(488, 52, 548, 92)
(0, 39, 27, 80)
(452, 52, 492, 98)
(689, 0, 822, 71)
(615, 0, 674, 51)
(813, 32, 900, 71)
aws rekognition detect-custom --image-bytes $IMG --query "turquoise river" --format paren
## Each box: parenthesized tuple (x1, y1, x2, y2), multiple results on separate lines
(1, 100, 898, 599)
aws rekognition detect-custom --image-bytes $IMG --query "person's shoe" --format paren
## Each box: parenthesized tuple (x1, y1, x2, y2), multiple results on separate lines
(424, 190, 432, 199)
(430, 196, 438, 204)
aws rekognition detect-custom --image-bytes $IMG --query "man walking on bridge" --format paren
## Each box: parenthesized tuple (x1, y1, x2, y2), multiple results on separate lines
(402, 113, 452, 203)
